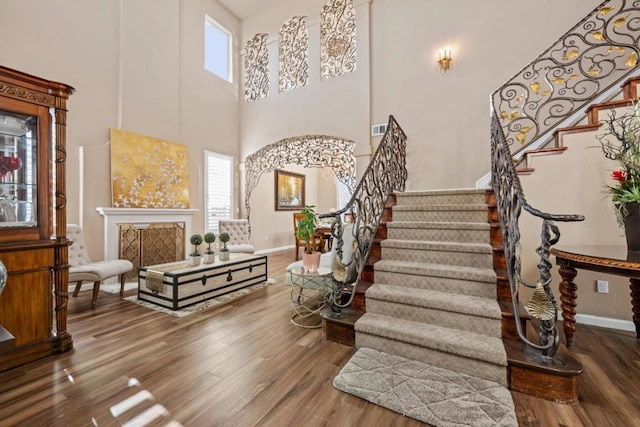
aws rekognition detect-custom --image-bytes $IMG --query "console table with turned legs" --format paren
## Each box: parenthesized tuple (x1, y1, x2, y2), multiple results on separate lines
(551, 245, 640, 348)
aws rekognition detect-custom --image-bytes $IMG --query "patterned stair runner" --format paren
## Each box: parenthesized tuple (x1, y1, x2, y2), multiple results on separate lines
(334, 189, 516, 426)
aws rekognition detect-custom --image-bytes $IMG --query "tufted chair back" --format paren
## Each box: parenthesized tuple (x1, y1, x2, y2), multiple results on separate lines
(218, 219, 256, 254)
(67, 224, 93, 266)
(66, 224, 133, 308)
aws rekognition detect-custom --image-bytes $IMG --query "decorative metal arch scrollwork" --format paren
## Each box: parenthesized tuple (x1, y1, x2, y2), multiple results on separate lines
(244, 135, 356, 230)
(494, 0, 640, 154)
(244, 33, 269, 102)
(321, 0, 357, 80)
(279, 16, 309, 92)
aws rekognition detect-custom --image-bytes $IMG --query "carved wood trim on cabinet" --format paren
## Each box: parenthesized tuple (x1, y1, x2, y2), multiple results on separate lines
(0, 66, 74, 372)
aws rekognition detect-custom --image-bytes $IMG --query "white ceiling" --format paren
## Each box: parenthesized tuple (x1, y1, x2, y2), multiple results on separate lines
(218, 0, 282, 20)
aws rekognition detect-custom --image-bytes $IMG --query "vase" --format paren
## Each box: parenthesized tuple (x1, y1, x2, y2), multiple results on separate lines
(203, 253, 215, 264)
(622, 202, 640, 251)
(302, 251, 321, 273)
(220, 251, 230, 261)
(190, 255, 202, 266)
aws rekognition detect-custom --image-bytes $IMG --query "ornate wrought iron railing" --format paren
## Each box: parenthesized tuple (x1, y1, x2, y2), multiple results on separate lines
(494, 0, 640, 155)
(491, 112, 584, 356)
(319, 115, 407, 310)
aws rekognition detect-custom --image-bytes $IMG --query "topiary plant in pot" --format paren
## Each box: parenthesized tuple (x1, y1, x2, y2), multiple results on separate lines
(203, 232, 216, 263)
(219, 232, 230, 261)
(190, 233, 203, 266)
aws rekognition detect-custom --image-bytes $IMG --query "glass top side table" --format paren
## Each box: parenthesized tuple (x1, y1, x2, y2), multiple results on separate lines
(289, 267, 333, 328)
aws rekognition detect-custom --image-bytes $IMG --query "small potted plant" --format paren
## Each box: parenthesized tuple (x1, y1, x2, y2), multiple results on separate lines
(203, 232, 216, 263)
(296, 205, 321, 272)
(189, 233, 203, 266)
(219, 232, 231, 261)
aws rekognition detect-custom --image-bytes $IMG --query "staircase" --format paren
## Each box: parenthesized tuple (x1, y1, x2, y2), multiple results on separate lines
(355, 189, 508, 385)
(516, 76, 640, 175)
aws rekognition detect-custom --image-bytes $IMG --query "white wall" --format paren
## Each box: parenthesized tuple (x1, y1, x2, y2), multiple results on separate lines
(239, 0, 600, 252)
(370, 0, 600, 191)
(519, 113, 634, 322)
(240, 0, 370, 251)
(0, 0, 606, 261)
(0, 0, 242, 260)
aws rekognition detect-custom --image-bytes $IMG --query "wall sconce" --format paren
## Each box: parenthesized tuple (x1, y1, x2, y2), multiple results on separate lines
(437, 46, 453, 73)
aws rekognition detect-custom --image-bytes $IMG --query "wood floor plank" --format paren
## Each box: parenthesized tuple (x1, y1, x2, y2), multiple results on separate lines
(0, 249, 639, 426)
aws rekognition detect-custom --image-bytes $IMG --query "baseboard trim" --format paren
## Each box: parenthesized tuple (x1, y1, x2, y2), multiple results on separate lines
(574, 314, 636, 332)
(527, 306, 636, 333)
(256, 245, 294, 255)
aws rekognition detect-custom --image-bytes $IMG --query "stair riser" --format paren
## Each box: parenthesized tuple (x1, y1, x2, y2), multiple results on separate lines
(356, 333, 507, 386)
(366, 299, 502, 338)
(374, 271, 496, 299)
(381, 247, 493, 269)
(392, 210, 487, 223)
(387, 228, 489, 244)
(396, 193, 486, 206)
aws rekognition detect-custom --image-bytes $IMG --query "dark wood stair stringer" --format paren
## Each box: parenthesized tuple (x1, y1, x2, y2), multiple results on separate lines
(515, 75, 640, 174)
(321, 194, 396, 345)
(324, 189, 583, 403)
(487, 189, 583, 403)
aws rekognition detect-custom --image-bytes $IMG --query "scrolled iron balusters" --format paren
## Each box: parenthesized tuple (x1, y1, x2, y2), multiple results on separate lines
(321, 115, 407, 312)
(490, 113, 583, 358)
(493, 0, 640, 154)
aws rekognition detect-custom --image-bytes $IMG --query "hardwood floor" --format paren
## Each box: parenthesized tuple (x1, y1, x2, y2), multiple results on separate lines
(0, 250, 639, 426)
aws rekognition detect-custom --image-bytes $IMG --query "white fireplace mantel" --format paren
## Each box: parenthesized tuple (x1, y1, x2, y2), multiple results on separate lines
(96, 207, 198, 261)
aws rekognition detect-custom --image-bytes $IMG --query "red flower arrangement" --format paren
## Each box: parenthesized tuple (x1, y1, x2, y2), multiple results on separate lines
(597, 101, 640, 226)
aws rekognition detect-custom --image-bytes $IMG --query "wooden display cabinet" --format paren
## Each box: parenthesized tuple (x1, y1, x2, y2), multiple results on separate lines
(0, 66, 74, 372)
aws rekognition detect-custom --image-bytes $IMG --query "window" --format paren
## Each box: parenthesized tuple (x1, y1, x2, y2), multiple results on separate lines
(205, 151, 233, 234)
(336, 176, 353, 212)
(204, 16, 232, 82)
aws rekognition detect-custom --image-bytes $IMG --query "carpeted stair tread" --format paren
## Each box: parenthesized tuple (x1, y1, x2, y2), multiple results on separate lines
(393, 204, 488, 212)
(382, 239, 493, 254)
(374, 259, 496, 283)
(386, 221, 490, 230)
(366, 284, 502, 320)
(398, 188, 487, 197)
(333, 347, 517, 427)
(356, 313, 507, 367)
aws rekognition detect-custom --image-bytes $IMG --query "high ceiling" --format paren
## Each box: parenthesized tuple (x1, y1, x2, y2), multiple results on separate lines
(217, 0, 282, 20)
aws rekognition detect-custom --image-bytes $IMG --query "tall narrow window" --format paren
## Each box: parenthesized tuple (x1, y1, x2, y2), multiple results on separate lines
(205, 16, 232, 82)
(205, 151, 233, 234)
(336, 176, 354, 211)
(279, 16, 309, 92)
(320, 0, 357, 80)
(244, 33, 269, 102)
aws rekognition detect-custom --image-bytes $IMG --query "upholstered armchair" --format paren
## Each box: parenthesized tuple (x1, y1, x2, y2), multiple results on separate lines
(218, 219, 256, 254)
(67, 224, 133, 309)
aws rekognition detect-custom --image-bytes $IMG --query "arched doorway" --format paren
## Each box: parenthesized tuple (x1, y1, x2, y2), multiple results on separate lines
(244, 135, 356, 230)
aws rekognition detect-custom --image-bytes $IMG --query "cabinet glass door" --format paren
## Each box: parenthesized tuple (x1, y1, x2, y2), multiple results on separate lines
(0, 112, 37, 227)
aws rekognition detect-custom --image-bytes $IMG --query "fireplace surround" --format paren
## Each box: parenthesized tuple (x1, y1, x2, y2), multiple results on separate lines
(96, 208, 197, 282)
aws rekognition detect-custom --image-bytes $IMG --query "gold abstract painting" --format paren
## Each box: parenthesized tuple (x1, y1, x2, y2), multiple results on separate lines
(110, 129, 189, 208)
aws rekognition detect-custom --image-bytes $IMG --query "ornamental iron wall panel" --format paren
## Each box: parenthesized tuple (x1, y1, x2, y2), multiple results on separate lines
(279, 16, 309, 92)
(244, 33, 269, 102)
(321, 0, 357, 80)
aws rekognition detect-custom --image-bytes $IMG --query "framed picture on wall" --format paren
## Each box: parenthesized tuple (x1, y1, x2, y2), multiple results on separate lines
(275, 169, 305, 210)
